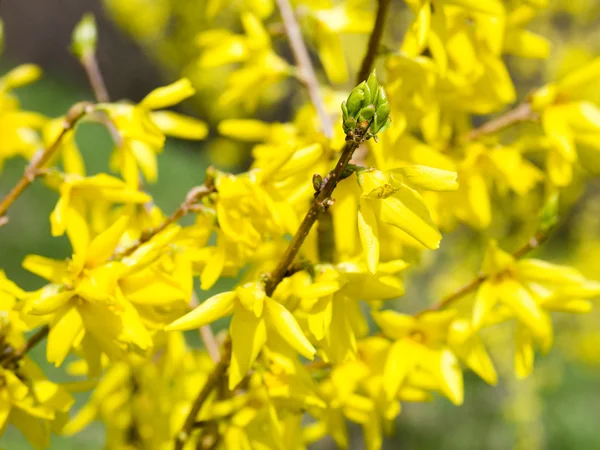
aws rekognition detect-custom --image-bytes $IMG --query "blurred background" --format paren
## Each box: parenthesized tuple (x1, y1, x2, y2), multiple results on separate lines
(1, 0, 600, 449)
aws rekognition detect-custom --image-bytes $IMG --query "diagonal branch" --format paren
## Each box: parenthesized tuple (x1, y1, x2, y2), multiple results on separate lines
(0, 102, 93, 222)
(462, 102, 537, 142)
(356, 0, 391, 84)
(265, 127, 370, 296)
(275, 0, 333, 138)
(425, 229, 550, 313)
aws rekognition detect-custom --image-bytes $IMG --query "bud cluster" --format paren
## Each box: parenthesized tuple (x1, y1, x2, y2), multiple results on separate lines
(341, 70, 391, 139)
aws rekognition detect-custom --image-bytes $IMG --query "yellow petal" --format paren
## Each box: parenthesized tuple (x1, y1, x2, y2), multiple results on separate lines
(558, 57, 600, 94)
(436, 348, 464, 405)
(1, 64, 42, 89)
(120, 268, 186, 305)
(383, 339, 419, 400)
(139, 78, 195, 110)
(516, 259, 584, 285)
(228, 307, 267, 389)
(547, 149, 573, 186)
(22, 255, 68, 284)
(47, 307, 83, 367)
(318, 32, 348, 84)
(391, 166, 458, 192)
(165, 291, 236, 331)
(0, 393, 11, 429)
(200, 244, 226, 291)
(542, 108, 576, 162)
(499, 279, 549, 340)
(503, 29, 550, 59)
(218, 119, 272, 141)
(372, 310, 415, 340)
(357, 199, 380, 274)
(150, 111, 208, 140)
(377, 185, 442, 249)
(472, 281, 497, 329)
(235, 281, 266, 317)
(515, 325, 534, 379)
(9, 406, 51, 449)
(264, 297, 315, 359)
(86, 216, 129, 267)
(441, 0, 503, 15)
(25, 285, 74, 316)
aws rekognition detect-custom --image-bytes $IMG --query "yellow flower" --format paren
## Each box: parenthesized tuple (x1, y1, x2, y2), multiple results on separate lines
(356, 166, 457, 273)
(0, 359, 74, 450)
(167, 281, 316, 389)
(0, 64, 47, 171)
(373, 309, 464, 405)
(531, 58, 600, 185)
(447, 143, 544, 229)
(22, 216, 189, 366)
(473, 240, 600, 377)
(48, 172, 151, 244)
(196, 13, 291, 111)
(100, 78, 208, 185)
(299, 0, 375, 84)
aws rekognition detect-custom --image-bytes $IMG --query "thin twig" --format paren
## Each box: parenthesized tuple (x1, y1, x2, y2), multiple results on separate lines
(275, 0, 333, 138)
(82, 54, 110, 103)
(356, 0, 391, 84)
(0, 102, 93, 220)
(0, 325, 50, 367)
(115, 184, 214, 258)
(427, 230, 550, 312)
(175, 111, 374, 450)
(266, 128, 371, 296)
(174, 339, 231, 450)
(462, 102, 537, 142)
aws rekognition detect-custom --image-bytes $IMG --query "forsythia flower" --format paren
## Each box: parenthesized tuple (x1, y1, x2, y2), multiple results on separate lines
(532, 58, 600, 185)
(0, 64, 46, 171)
(167, 281, 316, 389)
(196, 13, 291, 110)
(472, 240, 600, 378)
(100, 78, 208, 185)
(356, 166, 457, 272)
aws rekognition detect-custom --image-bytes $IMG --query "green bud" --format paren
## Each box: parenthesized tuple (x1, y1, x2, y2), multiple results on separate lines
(343, 117, 357, 133)
(71, 13, 97, 60)
(358, 105, 376, 122)
(341, 101, 349, 121)
(341, 70, 390, 139)
(367, 70, 378, 103)
(346, 85, 365, 116)
(539, 192, 559, 232)
(312, 173, 323, 192)
(373, 116, 392, 135)
(375, 101, 390, 122)
(375, 86, 387, 106)
(362, 82, 372, 106)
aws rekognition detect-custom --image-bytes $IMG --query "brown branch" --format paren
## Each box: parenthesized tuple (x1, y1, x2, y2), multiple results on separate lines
(427, 230, 550, 312)
(275, 0, 333, 138)
(0, 325, 50, 368)
(265, 129, 369, 296)
(356, 0, 391, 84)
(462, 102, 537, 142)
(115, 184, 214, 258)
(174, 113, 373, 450)
(82, 54, 110, 103)
(174, 339, 231, 450)
(0, 102, 93, 221)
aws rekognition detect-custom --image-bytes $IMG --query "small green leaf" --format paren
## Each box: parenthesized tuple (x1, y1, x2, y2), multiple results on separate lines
(71, 13, 97, 59)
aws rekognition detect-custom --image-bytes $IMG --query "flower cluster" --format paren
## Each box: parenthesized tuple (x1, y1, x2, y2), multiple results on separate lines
(0, 2, 600, 450)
